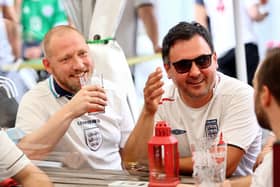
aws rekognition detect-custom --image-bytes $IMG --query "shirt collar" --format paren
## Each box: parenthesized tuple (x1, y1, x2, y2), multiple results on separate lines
(49, 76, 74, 99)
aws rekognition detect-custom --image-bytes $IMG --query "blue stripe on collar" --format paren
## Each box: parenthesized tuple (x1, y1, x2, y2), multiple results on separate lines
(48, 76, 74, 99)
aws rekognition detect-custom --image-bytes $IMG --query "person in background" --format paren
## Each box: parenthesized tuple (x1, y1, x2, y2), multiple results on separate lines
(0, 0, 20, 71)
(116, 0, 160, 60)
(21, 0, 69, 60)
(123, 21, 262, 177)
(20, 0, 70, 82)
(0, 131, 53, 187)
(15, 25, 135, 170)
(195, 0, 269, 85)
(115, 0, 162, 105)
(1, 0, 30, 101)
(2, 0, 21, 61)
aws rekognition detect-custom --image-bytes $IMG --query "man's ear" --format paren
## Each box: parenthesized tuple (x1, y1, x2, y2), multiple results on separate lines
(212, 52, 218, 69)
(42, 58, 52, 74)
(164, 63, 172, 79)
(261, 85, 272, 107)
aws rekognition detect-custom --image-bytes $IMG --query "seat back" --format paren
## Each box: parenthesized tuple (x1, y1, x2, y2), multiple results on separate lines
(0, 76, 18, 129)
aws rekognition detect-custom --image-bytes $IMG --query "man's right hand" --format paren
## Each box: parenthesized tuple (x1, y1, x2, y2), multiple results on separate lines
(66, 85, 107, 118)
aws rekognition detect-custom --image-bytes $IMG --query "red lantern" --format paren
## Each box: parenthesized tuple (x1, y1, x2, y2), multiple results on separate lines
(148, 121, 180, 187)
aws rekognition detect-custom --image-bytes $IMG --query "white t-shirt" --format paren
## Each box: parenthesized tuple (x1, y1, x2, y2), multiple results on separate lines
(0, 131, 30, 181)
(251, 151, 272, 187)
(155, 72, 262, 176)
(202, 0, 259, 57)
(16, 76, 135, 170)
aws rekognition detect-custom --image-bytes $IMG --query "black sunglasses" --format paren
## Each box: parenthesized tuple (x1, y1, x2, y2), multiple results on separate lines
(171, 54, 212, 74)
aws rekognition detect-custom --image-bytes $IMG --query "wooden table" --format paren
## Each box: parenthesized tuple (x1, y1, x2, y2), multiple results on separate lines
(41, 167, 195, 187)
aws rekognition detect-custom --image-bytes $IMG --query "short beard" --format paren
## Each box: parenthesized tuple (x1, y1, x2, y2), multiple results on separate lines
(255, 104, 271, 131)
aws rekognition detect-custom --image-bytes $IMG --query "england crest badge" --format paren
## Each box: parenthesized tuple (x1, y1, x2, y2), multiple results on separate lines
(84, 126, 103, 151)
(205, 119, 219, 138)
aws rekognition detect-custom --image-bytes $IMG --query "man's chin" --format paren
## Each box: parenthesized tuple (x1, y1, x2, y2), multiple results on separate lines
(66, 83, 80, 94)
(187, 88, 209, 98)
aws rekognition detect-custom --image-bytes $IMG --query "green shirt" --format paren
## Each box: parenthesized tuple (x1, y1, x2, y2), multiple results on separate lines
(21, 0, 68, 42)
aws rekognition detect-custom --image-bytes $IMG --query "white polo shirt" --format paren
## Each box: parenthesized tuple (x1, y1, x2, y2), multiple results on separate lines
(16, 76, 135, 170)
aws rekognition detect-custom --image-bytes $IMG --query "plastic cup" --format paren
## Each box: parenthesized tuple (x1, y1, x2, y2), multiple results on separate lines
(209, 141, 227, 183)
(190, 136, 227, 186)
(80, 73, 105, 115)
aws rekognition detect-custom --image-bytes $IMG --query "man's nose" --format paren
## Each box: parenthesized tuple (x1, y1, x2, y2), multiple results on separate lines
(73, 56, 85, 69)
(188, 62, 200, 76)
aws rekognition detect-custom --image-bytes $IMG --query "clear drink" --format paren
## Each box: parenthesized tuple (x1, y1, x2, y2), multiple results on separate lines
(80, 73, 105, 114)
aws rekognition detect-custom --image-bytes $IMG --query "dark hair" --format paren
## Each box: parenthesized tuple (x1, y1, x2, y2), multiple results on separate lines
(257, 47, 280, 105)
(162, 21, 214, 64)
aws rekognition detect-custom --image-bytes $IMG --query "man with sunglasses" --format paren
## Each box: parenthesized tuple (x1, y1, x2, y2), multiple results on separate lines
(123, 21, 262, 177)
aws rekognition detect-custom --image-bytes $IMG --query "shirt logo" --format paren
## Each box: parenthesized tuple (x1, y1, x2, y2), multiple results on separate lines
(79, 119, 103, 151)
(84, 126, 103, 151)
(205, 119, 218, 138)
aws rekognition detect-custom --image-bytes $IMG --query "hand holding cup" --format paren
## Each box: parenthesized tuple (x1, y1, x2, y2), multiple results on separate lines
(79, 73, 106, 115)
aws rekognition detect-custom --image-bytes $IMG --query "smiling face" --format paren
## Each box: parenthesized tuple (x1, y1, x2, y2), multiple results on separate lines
(165, 35, 218, 107)
(43, 28, 93, 94)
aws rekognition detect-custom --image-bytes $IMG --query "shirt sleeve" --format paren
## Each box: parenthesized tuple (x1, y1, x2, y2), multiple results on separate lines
(0, 132, 30, 181)
(15, 90, 49, 135)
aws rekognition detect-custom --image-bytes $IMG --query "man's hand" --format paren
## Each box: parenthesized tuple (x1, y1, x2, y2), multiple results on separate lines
(143, 67, 164, 115)
(66, 85, 107, 118)
(253, 134, 275, 171)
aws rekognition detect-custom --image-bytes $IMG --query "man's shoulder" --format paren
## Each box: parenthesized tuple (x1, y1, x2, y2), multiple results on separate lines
(217, 72, 254, 95)
(21, 79, 51, 101)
